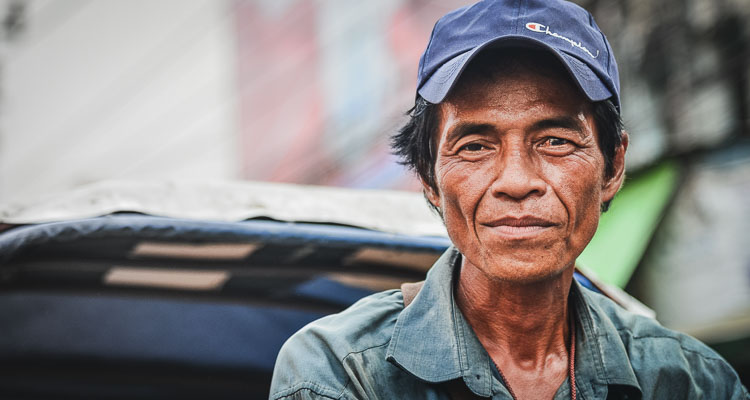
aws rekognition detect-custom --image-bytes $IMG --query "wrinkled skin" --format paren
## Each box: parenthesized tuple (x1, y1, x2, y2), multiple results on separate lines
(424, 68, 627, 284)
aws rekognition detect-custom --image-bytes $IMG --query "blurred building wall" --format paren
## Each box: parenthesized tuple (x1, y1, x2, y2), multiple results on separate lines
(1, 0, 748, 198)
(580, 0, 750, 164)
(0, 0, 480, 202)
(232, 0, 471, 190)
(0, 0, 241, 202)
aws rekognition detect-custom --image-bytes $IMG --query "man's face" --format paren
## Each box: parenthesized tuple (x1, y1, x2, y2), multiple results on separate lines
(424, 67, 625, 284)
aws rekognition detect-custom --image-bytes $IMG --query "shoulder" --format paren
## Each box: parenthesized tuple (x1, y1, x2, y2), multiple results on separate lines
(581, 287, 748, 398)
(269, 289, 405, 400)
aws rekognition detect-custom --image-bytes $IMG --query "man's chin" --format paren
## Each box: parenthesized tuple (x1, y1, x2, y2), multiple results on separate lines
(475, 255, 573, 285)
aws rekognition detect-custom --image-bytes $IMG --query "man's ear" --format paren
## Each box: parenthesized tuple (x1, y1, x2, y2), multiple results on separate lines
(420, 177, 441, 211)
(602, 131, 629, 202)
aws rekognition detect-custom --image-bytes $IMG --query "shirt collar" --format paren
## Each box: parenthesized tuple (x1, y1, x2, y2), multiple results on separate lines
(386, 246, 642, 399)
(572, 279, 643, 399)
(386, 247, 494, 397)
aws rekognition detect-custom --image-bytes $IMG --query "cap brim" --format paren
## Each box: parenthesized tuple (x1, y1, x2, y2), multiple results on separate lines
(417, 36, 614, 106)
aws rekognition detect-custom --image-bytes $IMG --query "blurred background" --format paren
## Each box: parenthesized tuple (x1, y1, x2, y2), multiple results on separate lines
(0, 0, 747, 382)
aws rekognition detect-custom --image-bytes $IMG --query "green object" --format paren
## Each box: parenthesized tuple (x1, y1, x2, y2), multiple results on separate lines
(577, 161, 680, 288)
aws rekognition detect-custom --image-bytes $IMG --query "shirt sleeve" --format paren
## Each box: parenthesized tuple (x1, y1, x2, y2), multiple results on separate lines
(269, 313, 358, 400)
(269, 334, 351, 400)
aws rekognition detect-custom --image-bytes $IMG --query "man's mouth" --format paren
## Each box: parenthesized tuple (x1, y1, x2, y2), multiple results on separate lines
(481, 216, 557, 237)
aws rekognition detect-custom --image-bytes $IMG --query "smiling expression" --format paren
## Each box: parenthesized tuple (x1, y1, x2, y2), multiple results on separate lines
(424, 61, 625, 284)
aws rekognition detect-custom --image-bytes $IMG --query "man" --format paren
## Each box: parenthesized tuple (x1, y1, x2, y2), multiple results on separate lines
(270, 0, 748, 398)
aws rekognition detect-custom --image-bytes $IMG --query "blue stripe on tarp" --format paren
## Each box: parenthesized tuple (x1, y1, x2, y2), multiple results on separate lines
(0, 291, 326, 372)
(574, 271, 596, 291)
(295, 277, 376, 305)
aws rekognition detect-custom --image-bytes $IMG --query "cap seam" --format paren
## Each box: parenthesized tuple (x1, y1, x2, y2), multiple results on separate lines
(513, 0, 523, 34)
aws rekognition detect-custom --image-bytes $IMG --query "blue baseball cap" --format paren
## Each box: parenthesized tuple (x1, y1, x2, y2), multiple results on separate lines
(417, 0, 620, 111)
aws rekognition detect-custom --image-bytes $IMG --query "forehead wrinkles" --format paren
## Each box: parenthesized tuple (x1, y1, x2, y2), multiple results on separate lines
(439, 78, 584, 137)
(456, 66, 582, 109)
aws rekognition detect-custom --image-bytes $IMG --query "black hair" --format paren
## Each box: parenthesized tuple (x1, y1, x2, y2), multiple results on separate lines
(391, 49, 624, 213)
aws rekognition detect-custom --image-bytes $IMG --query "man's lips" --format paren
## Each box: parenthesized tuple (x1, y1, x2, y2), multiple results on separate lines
(483, 216, 557, 227)
(480, 216, 557, 236)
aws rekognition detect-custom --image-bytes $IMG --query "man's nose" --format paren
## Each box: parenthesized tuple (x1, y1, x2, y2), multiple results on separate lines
(489, 145, 546, 200)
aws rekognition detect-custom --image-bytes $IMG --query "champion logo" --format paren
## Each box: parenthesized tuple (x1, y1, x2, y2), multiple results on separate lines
(525, 22, 545, 33)
(524, 22, 599, 59)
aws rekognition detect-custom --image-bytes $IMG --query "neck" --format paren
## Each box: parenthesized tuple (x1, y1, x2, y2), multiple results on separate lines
(455, 256, 574, 366)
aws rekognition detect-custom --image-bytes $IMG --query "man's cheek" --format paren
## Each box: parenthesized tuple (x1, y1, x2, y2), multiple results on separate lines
(567, 184, 602, 250)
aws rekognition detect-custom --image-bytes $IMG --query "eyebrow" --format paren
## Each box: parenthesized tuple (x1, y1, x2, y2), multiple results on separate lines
(445, 123, 496, 144)
(530, 116, 585, 133)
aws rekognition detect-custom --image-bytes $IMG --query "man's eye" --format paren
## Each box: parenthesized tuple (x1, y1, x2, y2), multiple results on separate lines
(459, 143, 486, 152)
(543, 137, 570, 146)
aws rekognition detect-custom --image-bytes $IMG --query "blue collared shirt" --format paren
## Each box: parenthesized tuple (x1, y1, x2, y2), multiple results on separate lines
(270, 247, 748, 399)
